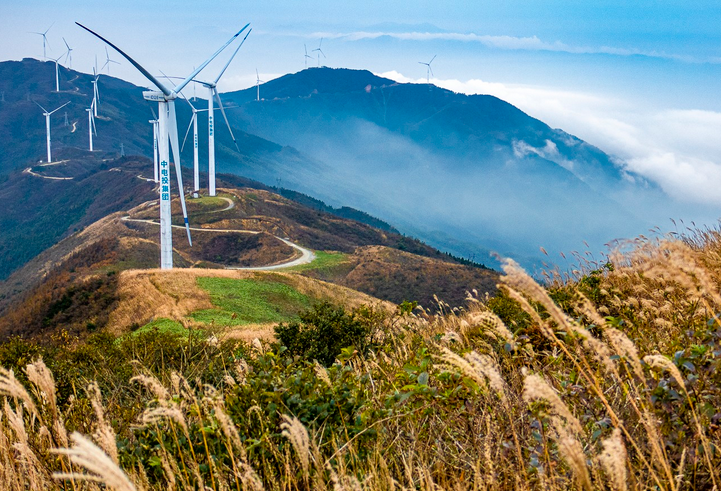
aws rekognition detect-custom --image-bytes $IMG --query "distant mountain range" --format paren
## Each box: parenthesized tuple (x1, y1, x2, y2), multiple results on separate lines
(0, 59, 680, 270)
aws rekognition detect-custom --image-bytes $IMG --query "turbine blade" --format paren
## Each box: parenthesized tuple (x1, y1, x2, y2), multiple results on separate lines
(159, 69, 178, 88)
(63, 37, 70, 50)
(181, 113, 194, 152)
(76, 22, 172, 97)
(150, 106, 158, 119)
(429, 66, 434, 77)
(48, 101, 71, 115)
(213, 28, 252, 84)
(184, 94, 196, 111)
(430, 55, 436, 64)
(175, 23, 250, 94)
(167, 100, 192, 246)
(34, 101, 48, 113)
(214, 89, 240, 152)
(91, 114, 97, 135)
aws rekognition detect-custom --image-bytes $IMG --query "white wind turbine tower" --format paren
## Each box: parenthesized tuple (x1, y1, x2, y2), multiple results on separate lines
(196, 28, 251, 197)
(86, 99, 97, 151)
(419, 55, 436, 84)
(312, 38, 325, 67)
(51, 55, 62, 92)
(63, 38, 73, 68)
(149, 116, 159, 182)
(255, 69, 265, 101)
(77, 21, 249, 269)
(36, 101, 70, 163)
(304, 44, 313, 68)
(31, 24, 53, 59)
(180, 97, 208, 198)
(101, 46, 120, 74)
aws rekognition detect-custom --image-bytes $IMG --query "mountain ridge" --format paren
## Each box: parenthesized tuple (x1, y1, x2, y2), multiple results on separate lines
(0, 59, 667, 270)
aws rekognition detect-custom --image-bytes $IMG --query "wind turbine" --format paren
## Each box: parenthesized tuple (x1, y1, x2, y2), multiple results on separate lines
(31, 24, 53, 59)
(194, 28, 251, 197)
(101, 46, 119, 74)
(304, 44, 312, 68)
(255, 69, 265, 101)
(63, 38, 73, 68)
(36, 101, 70, 163)
(419, 55, 436, 84)
(51, 54, 62, 92)
(86, 99, 97, 151)
(76, 21, 249, 269)
(312, 38, 325, 67)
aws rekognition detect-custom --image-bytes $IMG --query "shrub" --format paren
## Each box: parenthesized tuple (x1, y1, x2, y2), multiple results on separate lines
(274, 302, 378, 366)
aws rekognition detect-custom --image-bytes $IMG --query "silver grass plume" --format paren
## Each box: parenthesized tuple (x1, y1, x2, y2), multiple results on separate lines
(53, 432, 137, 491)
(280, 414, 310, 477)
(597, 428, 628, 491)
(87, 382, 118, 463)
(439, 347, 506, 401)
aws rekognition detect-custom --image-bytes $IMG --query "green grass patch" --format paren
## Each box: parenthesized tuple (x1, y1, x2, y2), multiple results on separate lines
(288, 251, 351, 273)
(190, 276, 311, 326)
(187, 195, 231, 213)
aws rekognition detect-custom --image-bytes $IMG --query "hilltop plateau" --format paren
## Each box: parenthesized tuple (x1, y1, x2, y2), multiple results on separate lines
(0, 154, 497, 342)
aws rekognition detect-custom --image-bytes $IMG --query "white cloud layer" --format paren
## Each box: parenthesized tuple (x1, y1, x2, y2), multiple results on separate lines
(317, 31, 711, 63)
(378, 71, 721, 205)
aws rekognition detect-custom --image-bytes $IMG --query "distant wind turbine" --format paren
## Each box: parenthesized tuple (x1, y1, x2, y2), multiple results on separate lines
(31, 24, 53, 59)
(101, 46, 120, 74)
(76, 21, 248, 269)
(255, 69, 265, 101)
(51, 54, 62, 92)
(36, 101, 70, 163)
(86, 100, 97, 151)
(312, 38, 326, 67)
(304, 44, 313, 68)
(194, 27, 251, 196)
(419, 55, 436, 83)
(91, 64, 100, 116)
(63, 38, 73, 68)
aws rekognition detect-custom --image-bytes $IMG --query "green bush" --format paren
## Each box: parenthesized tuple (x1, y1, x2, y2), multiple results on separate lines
(274, 302, 378, 366)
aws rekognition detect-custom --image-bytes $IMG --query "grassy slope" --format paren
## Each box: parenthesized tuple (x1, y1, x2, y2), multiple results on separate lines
(190, 276, 311, 326)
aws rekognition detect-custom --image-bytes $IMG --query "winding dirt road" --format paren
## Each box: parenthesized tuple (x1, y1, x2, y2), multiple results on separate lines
(120, 216, 316, 270)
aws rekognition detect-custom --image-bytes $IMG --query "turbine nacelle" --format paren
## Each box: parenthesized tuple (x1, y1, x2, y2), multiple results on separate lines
(143, 90, 169, 102)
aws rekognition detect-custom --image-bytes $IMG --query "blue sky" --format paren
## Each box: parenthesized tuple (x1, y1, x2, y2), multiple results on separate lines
(2, 0, 721, 207)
